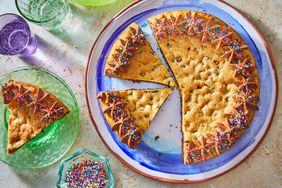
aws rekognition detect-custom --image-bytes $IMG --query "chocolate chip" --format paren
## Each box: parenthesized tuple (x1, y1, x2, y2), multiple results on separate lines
(154, 135, 160, 141)
(175, 57, 182, 62)
(214, 60, 220, 65)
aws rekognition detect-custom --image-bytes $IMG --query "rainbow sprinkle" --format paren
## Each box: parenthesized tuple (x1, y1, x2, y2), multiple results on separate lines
(65, 160, 109, 188)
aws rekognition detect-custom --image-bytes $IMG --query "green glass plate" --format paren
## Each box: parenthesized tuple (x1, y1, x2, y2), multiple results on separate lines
(0, 67, 79, 169)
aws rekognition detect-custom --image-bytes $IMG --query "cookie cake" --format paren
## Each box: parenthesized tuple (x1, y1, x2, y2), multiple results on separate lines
(98, 10, 260, 165)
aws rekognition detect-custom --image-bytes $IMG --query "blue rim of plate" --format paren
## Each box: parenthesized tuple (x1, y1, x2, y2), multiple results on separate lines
(85, 0, 278, 183)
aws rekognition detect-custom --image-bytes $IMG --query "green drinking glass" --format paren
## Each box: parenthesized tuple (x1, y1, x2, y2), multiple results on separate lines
(69, 0, 117, 6)
(15, 0, 71, 29)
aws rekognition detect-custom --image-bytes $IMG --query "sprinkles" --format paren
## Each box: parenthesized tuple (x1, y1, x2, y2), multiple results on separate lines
(65, 160, 109, 188)
(2, 81, 65, 123)
(106, 26, 146, 75)
(97, 92, 143, 148)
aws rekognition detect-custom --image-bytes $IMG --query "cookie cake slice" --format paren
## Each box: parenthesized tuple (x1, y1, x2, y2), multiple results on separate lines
(149, 10, 260, 164)
(97, 88, 172, 149)
(2, 80, 69, 154)
(105, 22, 175, 87)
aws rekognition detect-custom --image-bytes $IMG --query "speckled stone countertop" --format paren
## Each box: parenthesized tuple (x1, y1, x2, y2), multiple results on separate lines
(0, 0, 281, 187)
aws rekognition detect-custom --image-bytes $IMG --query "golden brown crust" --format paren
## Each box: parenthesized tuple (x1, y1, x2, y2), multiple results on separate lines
(148, 10, 260, 164)
(97, 88, 172, 149)
(2, 80, 69, 154)
(105, 22, 175, 87)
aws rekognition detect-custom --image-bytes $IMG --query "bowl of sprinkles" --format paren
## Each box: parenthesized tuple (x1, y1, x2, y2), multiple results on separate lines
(57, 149, 114, 188)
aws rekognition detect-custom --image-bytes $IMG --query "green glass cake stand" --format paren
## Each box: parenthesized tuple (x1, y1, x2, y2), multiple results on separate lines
(0, 67, 79, 169)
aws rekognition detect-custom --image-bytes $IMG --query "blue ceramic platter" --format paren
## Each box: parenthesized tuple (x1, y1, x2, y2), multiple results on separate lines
(86, 0, 277, 182)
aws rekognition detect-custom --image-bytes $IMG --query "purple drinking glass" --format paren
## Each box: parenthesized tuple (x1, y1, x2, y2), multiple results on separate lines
(0, 13, 37, 57)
